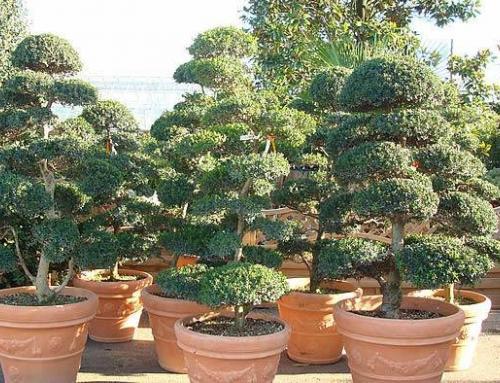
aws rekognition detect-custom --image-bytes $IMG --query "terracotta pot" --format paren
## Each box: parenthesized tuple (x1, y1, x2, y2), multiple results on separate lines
(175, 313, 290, 383)
(0, 286, 97, 383)
(73, 269, 152, 343)
(408, 289, 491, 371)
(278, 277, 362, 364)
(142, 285, 208, 373)
(334, 296, 465, 383)
(176, 255, 199, 268)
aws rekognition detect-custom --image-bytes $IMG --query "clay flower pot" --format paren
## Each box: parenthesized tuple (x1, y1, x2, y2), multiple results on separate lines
(175, 314, 290, 383)
(73, 269, 153, 343)
(334, 296, 465, 383)
(278, 277, 362, 364)
(0, 286, 98, 383)
(142, 285, 208, 373)
(176, 255, 199, 268)
(408, 289, 492, 371)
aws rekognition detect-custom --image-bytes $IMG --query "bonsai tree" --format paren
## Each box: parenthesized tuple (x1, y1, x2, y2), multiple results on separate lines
(316, 56, 499, 318)
(0, 34, 97, 303)
(152, 27, 316, 267)
(71, 99, 162, 280)
(272, 67, 355, 291)
(157, 262, 289, 331)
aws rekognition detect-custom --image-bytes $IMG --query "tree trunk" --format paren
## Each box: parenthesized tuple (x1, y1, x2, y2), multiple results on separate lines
(35, 253, 53, 303)
(110, 261, 120, 281)
(309, 226, 324, 292)
(380, 220, 404, 318)
(444, 283, 455, 304)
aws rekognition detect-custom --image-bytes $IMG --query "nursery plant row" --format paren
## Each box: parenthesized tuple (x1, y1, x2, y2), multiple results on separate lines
(0, 25, 499, 383)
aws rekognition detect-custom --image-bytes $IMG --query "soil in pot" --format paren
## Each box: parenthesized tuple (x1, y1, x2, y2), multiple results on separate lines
(187, 315, 284, 336)
(72, 269, 153, 343)
(334, 295, 465, 383)
(0, 293, 86, 306)
(175, 314, 290, 383)
(278, 277, 362, 364)
(408, 289, 492, 371)
(141, 285, 208, 373)
(0, 286, 98, 383)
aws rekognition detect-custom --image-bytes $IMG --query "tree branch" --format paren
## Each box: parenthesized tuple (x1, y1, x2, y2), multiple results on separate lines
(53, 257, 75, 295)
(3, 226, 35, 283)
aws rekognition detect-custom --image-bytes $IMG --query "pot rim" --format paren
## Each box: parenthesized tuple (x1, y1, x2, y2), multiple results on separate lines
(334, 295, 464, 324)
(74, 268, 153, 287)
(0, 286, 98, 325)
(280, 278, 362, 311)
(175, 312, 290, 341)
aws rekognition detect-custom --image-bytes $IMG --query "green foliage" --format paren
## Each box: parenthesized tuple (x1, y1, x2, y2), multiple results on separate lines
(77, 158, 124, 202)
(151, 93, 214, 139)
(317, 238, 389, 281)
(198, 262, 289, 308)
(399, 235, 492, 288)
(188, 27, 257, 59)
(82, 100, 139, 134)
(486, 168, 500, 189)
(334, 142, 412, 184)
(0, 172, 51, 219)
(437, 192, 497, 236)
(173, 57, 251, 92)
(354, 176, 439, 221)
(0, 0, 26, 82)
(0, 244, 17, 272)
(76, 231, 118, 270)
(204, 231, 241, 265)
(52, 79, 98, 106)
(242, 246, 283, 269)
(225, 153, 290, 186)
(159, 224, 216, 257)
(244, 0, 477, 94)
(12, 34, 82, 75)
(459, 178, 500, 202)
(2, 71, 53, 107)
(416, 144, 485, 180)
(156, 264, 209, 301)
(465, 236, 500, 262)
(157, 172, 194, 207)
(203, 94, 260, 126)
(339, 57, 443, 112)
(32, 218, 79, 263)
(309, 67, 351, 109)
(250, 217, 296, 242)
(328, 110, 453, 156)
(54, 182, 90, 216)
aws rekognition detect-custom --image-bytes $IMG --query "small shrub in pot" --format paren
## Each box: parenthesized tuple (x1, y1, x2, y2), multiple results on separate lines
(174, 262, 291, 383)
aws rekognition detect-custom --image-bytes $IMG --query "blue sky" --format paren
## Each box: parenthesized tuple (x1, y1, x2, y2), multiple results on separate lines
(25, 0, 499, 82)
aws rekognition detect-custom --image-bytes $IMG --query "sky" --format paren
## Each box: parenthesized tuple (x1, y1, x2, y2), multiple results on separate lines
(24, 0, 499, 81)
(25, 0, 500, 81)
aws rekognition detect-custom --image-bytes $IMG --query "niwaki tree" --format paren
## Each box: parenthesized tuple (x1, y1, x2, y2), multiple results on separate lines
(152, 26, 316, 274)
(316, 57, 499, 318)
(67, 99, 162, 281)
(0, 34, 98, 303)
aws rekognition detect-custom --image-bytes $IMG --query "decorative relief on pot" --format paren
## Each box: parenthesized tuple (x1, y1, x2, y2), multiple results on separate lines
(186, 358, 276, 383)
(456, 324, 481, 343)
(350, 350, 443, 376)
(0, 337, 38, 356)
(48, 336, 63, 352)
(8, 366, 22, 383)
